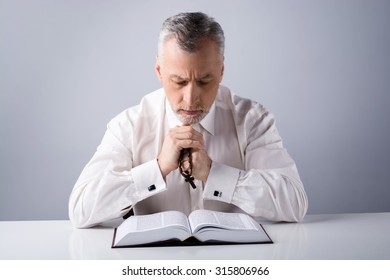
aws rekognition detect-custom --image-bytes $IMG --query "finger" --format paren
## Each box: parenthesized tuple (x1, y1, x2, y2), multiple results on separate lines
(177, 139, 204, 150)
(171, 125, 203, 136)
(188, 150, 211, 181)
(170, 127, 204, 142)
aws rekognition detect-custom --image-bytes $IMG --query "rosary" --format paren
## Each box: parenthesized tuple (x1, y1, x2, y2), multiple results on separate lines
(178, 148, 197, 189)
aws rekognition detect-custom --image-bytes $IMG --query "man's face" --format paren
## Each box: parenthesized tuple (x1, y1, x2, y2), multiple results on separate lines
(155, 37, 224, 125)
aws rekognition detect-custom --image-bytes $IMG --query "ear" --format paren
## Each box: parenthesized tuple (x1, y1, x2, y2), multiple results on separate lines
(155, 56, 163, 82)
(219, 63, 225, 82)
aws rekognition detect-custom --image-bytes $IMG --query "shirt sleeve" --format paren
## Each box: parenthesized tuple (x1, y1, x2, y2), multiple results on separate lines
(68, 114, 166, 228)
(203, 106, 308, 222)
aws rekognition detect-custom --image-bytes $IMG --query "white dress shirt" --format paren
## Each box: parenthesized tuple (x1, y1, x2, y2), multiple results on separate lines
(69, 85, 308, 228)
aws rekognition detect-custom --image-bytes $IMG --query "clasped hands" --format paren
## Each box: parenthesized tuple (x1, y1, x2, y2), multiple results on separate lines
(157, 125, 211, 182)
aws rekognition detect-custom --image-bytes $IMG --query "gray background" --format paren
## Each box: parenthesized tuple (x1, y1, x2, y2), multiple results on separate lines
(1, 0, 389, 221)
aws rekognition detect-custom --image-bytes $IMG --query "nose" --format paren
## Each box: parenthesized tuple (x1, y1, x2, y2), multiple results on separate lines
(183, 83, 199, 106)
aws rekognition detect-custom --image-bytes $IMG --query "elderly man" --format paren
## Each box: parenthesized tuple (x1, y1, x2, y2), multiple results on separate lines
(69, 12, 308, 228)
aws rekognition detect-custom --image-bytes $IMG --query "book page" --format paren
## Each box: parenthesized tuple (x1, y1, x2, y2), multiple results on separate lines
(188, 210, 259, 233)
(130, 211, 189, 231)
(114, 211, 190, 246)
(188, 209, 218, 228)
(187, 210, 271, 244)
(135, 212, 163, 231)
(162, 211, 190, 229)
(214, 212, 246, 229)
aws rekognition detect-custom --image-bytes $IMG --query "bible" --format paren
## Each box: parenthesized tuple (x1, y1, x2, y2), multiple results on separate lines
(112, 209, 272, 248)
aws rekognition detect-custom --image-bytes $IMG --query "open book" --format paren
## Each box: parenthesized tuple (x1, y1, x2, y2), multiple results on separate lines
(112, 209, 272, 248)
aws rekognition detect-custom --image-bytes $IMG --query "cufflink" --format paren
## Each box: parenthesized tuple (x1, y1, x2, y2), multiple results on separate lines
(213, 190, 222, 197)
(148, 185, 156, 192)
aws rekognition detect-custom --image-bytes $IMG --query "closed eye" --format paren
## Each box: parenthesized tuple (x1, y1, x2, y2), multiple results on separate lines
(176, 80, 188, 86)
(197, 80, 209, 86)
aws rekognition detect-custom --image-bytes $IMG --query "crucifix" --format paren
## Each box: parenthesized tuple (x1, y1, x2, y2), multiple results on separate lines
(178, 148, 197, 189)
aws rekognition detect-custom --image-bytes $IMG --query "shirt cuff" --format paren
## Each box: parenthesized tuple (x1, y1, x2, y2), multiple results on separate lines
(203, 161, 240, 204)
(131, 159, 166, 200)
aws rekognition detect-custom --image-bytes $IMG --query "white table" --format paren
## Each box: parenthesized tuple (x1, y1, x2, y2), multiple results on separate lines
(1, 212, 389, 259)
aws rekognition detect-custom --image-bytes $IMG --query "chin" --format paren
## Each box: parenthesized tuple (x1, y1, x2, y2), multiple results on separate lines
(178, 112, 207, 125)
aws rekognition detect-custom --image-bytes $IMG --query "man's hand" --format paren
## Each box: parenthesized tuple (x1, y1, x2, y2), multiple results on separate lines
(157, 125, 211, 181)
(189, 148, 212, 181)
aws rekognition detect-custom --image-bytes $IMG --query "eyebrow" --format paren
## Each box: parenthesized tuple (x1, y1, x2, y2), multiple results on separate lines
(170, 75, 187, 81)
(170, 74, 213, 82)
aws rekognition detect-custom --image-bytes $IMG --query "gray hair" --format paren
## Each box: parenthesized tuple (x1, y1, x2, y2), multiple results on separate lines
(157, 12, 225, 59)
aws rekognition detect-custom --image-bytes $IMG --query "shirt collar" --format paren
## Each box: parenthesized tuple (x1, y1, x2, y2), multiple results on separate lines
(165, 98, 216, 136)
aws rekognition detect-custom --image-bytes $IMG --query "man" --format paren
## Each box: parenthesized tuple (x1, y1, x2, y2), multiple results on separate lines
(69, 12, 308, 228)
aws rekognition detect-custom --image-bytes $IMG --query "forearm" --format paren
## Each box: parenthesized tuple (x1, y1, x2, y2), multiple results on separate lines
(69, 168, 136, 228)
(204, 162, 308, 222)
(69, 158, 166, 228)
(233, 169, 307, 222)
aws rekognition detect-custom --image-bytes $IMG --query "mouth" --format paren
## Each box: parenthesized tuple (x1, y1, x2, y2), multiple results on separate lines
(175, 107, 209, 124)
(179, 109, 202, 116)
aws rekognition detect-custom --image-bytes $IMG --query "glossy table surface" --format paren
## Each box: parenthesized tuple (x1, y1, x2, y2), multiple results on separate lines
(1, 212, 389, 259)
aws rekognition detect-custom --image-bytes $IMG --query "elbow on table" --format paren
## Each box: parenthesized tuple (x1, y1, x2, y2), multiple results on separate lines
(290, 201, 308, 222)
(280, 175, 309, 222)
(266, 182, 308, 223)
(68, 191, 98, 229)
(288, 188, 309, 222)
(68, 203, 95, 229)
